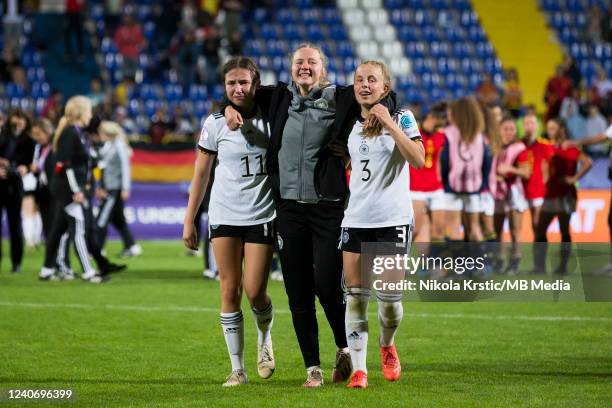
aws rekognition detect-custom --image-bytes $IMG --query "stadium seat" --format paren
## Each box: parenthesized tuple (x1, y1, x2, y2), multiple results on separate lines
(350, 26, 372, 42)
(357, 41, 379, 60)
(322, 8, 341, 25)
(343, 9, 365, 25)
(360, 0, 383, 8)
(374, 26, 396, 42)
(338, 0, 358, 8)
(367, 9, 388, 26)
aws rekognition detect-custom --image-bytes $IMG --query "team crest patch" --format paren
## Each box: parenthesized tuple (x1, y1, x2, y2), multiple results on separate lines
(313, 98, 329, 109)
(359, 143, 369, 155)
(400, 115, 414, 129)
(246, 142, 256, 151)
(276, 233, 283, 250)
(342, 230, 350, 244)
(211, 224, 219, 230)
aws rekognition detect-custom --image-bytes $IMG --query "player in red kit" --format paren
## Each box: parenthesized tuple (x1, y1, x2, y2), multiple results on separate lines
(535, 118, 592, 274)
(410, 103, 447, 242)
(521, 112, 554, 240)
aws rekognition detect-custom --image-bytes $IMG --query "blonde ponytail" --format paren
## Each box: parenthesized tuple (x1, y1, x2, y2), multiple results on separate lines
(52, 95, 92, 152)
(52, 116, 68, 152)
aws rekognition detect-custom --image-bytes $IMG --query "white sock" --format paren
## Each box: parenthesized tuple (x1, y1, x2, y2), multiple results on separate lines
(220, 311, 244, 371)
(22, 215, 34, 247)
(252, 301, 273, 346)
(377, 299, 403, 347)
(345, 287, 370, 373)
(33, 212, 43, 245)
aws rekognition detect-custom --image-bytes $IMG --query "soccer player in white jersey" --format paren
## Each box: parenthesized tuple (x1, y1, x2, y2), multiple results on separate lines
(183, 57, 276, 387)
(340, 61, 425, 388)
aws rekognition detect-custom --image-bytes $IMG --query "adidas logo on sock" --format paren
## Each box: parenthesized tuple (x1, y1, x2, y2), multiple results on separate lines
(348, 331, 362, 341)
(225, 327, 239, 334)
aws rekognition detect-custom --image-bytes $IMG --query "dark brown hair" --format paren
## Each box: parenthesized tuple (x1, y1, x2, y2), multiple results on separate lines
(222, 56, 261, 85)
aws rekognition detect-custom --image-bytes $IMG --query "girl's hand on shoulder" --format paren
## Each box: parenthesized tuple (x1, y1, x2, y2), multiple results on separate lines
(225, 106, 244, 130)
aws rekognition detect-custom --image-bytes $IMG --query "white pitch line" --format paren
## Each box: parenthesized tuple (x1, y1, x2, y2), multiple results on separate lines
(0, 301, 610, 322)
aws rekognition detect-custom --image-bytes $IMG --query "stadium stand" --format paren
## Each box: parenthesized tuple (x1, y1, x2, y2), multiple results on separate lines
(539, 0, 612, 86)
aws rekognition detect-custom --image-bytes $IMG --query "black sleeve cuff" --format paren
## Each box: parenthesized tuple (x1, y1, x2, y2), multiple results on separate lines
(197, 145, 217, 155)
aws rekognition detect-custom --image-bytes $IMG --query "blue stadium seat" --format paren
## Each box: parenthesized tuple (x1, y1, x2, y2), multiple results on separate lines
(444, 27, 464, 42)
(253, 8, 268, 24)
(91, 4, 104, 21)
(330, 26, 347, 41)
(337, 42, 354, 58)
(6, 83, 26, 98)
(322, 8, 341, 24)
(390, 9, 411, 25)
(35, 68, 46, 82)
(261, 24, 278, 41)
(143, 21, 155, 40)
(31, 82, 50, 99)
(455, 0, 472, 11)
(384, 0, 403, 9)
(295, 0, 313, 8)
(575, 12, 587, 28)
(408, 0, 426, 9)
(484, 58, 502, 74)
(579, 60, 597, 78)
(284, 24, 302, 41)
(468, 73, 481, 88)
(397, 26, 418, 42)
(569, 42, 590, 59)
(301, 9, 319, 25)
(276, 9, 296, 24)
(405, 42, 426, 58)
(447, 58, 460, 72)
(476, 42, 495, 59)
(276, 71, 289, 83)
(343, 57, 358, 73)
(566, 0, 586, 12)
(306, 25, 326, 42)
(560, 27, 579, 43)
(468, 26, 487, 42)
(461, 11, 479, 27)
(414, 10, 434, 26)
(436, 58, 449, 75)
(594, 44, 612, 61)
(431, 0, 449, 10)
(138, 5, 152, 21)
(541, 0, 562, 12)
(128, 100, 141, 117)
(423, 27, 441, 42)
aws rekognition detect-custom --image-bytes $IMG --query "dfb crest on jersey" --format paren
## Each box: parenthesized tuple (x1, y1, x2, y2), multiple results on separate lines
(359, 143, 369, 155)
(400, 114, 414, 130)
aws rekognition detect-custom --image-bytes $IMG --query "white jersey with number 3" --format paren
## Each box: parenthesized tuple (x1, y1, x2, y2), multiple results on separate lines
(341, 109, 422, 228)
(198, 111, 276, 226)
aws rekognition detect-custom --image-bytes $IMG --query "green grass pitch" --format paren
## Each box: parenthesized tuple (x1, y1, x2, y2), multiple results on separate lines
(1, 240, 611, 407)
